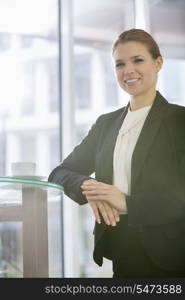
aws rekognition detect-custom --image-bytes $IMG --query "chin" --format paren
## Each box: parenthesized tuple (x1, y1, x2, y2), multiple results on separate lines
(123, 89, 141, 97)
(125, 87, 150, 98)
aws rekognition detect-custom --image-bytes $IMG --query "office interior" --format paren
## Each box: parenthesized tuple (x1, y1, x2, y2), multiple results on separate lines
(0, 0, 185, 278)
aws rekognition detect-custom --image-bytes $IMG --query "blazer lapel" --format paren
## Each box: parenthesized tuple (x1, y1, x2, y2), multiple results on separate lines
(131, 91, 168, 191)
(99, 103, 129, 184)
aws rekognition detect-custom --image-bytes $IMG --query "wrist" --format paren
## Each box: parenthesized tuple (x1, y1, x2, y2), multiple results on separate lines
(119, 193, 127, 213)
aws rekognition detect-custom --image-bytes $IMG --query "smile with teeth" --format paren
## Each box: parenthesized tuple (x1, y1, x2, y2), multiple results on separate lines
(125, 78, 140, 83)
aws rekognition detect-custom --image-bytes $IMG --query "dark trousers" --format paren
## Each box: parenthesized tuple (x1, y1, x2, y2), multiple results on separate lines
(103, 215, 185, 278)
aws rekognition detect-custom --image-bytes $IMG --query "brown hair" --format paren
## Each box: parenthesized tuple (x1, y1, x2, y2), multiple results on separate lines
(112, 28, 161, 59)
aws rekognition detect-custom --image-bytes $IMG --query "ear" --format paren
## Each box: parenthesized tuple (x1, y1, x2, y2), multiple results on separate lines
(155, 56, 163, 72)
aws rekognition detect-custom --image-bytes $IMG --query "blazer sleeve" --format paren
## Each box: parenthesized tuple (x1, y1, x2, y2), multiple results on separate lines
(48, 115, 103, 205)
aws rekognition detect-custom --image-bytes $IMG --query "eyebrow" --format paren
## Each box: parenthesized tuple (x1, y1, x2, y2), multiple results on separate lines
(115, 55, 144, 62)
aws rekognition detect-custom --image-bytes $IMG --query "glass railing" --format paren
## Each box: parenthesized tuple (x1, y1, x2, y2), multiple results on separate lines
(0, 176, 64, 278)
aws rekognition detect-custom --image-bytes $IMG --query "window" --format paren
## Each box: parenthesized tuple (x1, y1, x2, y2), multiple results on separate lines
(74, 53, 92, 109)
(0, 0, 60, 278)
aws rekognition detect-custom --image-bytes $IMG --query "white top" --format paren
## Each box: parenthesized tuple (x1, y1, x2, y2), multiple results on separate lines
(113, 105, 151, 214)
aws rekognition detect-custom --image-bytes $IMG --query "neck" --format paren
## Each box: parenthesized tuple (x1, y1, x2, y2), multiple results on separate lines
(130, 89, 156, 111)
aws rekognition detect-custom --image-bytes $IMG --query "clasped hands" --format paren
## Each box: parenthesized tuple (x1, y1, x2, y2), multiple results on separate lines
(81, 179, 127, 226)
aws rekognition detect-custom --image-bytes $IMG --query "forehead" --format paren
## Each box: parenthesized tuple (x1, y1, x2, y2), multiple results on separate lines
(113, 41, 151, 60)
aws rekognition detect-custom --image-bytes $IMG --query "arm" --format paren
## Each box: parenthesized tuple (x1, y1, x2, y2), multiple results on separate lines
(48, 166, 91, 205)
(48, 116, 121, 225)
(48, 117, 103, 204)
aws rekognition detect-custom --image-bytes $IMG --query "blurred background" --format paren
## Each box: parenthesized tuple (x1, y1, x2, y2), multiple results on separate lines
(0, 0, 185, 277)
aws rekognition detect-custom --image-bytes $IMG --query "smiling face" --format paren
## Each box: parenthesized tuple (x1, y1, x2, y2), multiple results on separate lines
(113, 41, 163, 101)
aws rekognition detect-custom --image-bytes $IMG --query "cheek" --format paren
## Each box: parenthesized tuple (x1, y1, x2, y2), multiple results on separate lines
(143, 67, 157, 81)
(115, 71, 122, 82)
(148, 70, 157, 83)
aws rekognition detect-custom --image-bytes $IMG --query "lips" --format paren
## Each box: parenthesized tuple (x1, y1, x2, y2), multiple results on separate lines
(124, 78, 140, 87)
(124, 78, 140, 83)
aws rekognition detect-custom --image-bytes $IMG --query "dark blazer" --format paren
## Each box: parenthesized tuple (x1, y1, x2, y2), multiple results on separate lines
(48, 91, 185, 271)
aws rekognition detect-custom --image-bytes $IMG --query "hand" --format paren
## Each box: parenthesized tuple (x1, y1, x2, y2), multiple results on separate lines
(81, 180, 127, 213)
(81, 179, 120, 226)
(88, 200, 120, 226)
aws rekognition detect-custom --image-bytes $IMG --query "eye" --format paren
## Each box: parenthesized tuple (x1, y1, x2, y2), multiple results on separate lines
(115, 62, 125, 68)
(134, 58, 144, 63)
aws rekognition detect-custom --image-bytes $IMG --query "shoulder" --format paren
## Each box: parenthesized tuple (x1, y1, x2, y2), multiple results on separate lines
(167, 102, 185, 113)
(164, 102, 185, 138)
(155, 91, 185, 132)
(97, 106, 126, 124)
(156, 91, 185, 117)
(166, 102, 185, 122)
(84, 106, 127, 138)
(93, 106, 127, 133)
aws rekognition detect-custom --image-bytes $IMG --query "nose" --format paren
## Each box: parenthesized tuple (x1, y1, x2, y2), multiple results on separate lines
(124, 63, 134, 75)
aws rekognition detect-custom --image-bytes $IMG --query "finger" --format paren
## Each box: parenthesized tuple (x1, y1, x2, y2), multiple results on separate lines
(81, 184, 100, 191)
(81, 179, 98, 189)
(81, 182, 107, 189)
(96, 201, 112, 226)
(82, 190, 107, 196)
(88, 201, 101, 224)
(112, 207, 120, 222)
(96, 200, 120, 225)
(85, 194, 109, 202)
(102, 202, 118, 226)
(82, 180, 99, 187)
(83, 179, 98, 183)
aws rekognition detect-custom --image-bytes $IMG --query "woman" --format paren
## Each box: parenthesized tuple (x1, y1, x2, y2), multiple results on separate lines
(48, 29, 185, 278)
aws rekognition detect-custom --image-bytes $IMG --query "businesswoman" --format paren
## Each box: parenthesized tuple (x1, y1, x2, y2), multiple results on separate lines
(48, 29, 185, 278)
